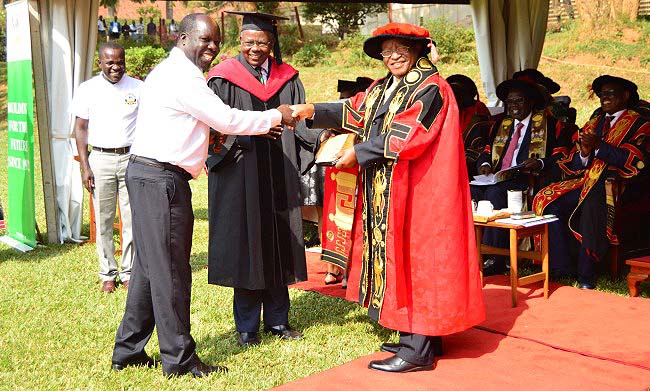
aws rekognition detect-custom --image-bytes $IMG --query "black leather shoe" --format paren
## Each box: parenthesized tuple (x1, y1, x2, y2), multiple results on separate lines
(112, 355, 156, 371)
(237, 332, 260, 347)
(368, 355, 434, 373)
(380, 342, 401, 354)
(483, 258, 507, 276)
(264, 325, 302, 340)
(188, 359, 228, 378)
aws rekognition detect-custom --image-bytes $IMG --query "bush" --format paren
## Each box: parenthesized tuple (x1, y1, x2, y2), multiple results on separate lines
(278, 23, 303, 56)
(423, 18, 476, 64)
(338, 32, 376, 67)
(292, 43, 331, 67)
(124, 46, 168, 80)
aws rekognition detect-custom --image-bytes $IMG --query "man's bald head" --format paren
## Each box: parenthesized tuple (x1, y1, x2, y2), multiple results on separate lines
(177, 13, 221, 71)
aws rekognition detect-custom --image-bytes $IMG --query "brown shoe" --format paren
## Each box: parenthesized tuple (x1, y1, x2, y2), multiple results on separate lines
(122, 280, 129, 291)
(101, 281, 116, 293)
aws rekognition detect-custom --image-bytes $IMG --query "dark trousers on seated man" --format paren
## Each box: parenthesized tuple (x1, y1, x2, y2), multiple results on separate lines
(470, 178, 529, 273)
(543, 186, 605, 286)
(233, 287, 290, 333)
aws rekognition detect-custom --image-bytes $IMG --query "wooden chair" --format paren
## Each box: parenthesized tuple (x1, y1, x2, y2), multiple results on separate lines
(626, 256, 650, 297)
(607, 173, 650, 279)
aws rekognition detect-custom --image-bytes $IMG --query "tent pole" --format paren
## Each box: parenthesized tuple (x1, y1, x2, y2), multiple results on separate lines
(28, 0, 60, 244)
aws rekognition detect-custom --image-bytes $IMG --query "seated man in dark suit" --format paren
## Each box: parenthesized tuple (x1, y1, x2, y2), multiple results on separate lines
(471, 78, 568, 275)
(533, 75, 650, 289)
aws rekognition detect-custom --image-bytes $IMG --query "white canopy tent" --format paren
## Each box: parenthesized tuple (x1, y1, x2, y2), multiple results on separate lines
(25, 0, 549, 244)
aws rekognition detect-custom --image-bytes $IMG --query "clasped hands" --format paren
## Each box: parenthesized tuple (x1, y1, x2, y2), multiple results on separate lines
(578, 130, 602, 157)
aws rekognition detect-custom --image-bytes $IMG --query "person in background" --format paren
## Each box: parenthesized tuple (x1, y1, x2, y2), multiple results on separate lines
(71, 41, 141, 293)
(109, 16, 121, 40)
(146, 17, 157, 37)
(121, 19, 131, 39)
(205, 11, 317, 348)
(446, 74, 492, 178)
(291, 22, 485, 373)
(317, 76, 373, 288)
(169, 18, 180, 40)
(128, 20, 137, 39)
(134, 17, 145, 42)
(111, 13, 296, 378)
(533, 75, 650, 289)
(159, 19, 168, 43)
(97, 15, 107, 39)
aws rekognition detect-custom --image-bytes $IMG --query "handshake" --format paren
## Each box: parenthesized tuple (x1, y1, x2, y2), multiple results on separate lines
(264, 104, 317, 140)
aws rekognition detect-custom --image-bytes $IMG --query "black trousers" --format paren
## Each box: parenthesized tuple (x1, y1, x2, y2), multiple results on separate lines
(396, 332, 437, 366)
(112, 159, 196, 375)
(233, 287, 290, 332)
(544, 188, 600, 284)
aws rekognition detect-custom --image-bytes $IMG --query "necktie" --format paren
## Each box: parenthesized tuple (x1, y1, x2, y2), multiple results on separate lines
(601, 115, 614, 136)
(501, 122, 524, 169)
(255, 67, 265, 85)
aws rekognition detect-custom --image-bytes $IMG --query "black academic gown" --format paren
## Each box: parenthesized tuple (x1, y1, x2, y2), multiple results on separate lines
(206, 55, 314, 290)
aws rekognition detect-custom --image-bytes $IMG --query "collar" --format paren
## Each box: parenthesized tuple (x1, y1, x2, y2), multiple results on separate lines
(606, 109, 625, 126)
(514, 112, 533, 131)
(259, 58, 270, 75)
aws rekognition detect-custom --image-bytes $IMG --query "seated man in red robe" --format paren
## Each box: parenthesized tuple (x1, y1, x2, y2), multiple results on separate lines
(447, 74, 492, 178)
(533, 75, 650, 289)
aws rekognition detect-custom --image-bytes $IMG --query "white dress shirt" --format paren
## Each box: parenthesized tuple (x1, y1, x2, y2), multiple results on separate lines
(259, 58, 270, 83)
(130, 47, 281, 178)
(509, 112, 532, 168)
(580, 109, 625, 166)
(70, 73, 142, 148)
(481, 112, 532, 169)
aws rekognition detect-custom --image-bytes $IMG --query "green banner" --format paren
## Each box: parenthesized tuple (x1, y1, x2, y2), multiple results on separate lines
(4, 1, 36, 249)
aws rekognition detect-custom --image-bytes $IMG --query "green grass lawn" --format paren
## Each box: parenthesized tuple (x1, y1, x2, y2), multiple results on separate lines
(1, 20, 649, 390)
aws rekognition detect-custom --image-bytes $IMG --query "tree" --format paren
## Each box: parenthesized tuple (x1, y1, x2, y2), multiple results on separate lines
(303, 3, 387, 39)
(574, 0, 640, 26)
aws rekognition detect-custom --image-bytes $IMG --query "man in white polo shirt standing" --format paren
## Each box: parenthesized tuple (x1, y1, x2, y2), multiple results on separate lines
(72, 41, 142, 293)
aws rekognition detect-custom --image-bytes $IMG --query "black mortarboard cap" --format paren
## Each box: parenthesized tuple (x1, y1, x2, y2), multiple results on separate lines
(225, 11, 288, 65)
(337, 77, 374, 94)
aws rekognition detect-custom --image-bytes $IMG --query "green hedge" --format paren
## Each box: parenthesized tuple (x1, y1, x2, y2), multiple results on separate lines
(124, 46, 168, 80)
(423, 18, 476, 64)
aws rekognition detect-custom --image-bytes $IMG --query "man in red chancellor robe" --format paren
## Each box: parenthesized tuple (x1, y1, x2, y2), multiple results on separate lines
(291, 22, 485, 373)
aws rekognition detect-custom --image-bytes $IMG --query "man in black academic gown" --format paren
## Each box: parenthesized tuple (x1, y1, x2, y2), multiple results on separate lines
(205, 11, 318, 347)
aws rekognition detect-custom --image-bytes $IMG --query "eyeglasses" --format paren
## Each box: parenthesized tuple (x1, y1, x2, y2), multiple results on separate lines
(242, 40, 271, 49)
(380, 46, 411, 58)
(505, 97, 526, 105)
(596, 88, 619, 98)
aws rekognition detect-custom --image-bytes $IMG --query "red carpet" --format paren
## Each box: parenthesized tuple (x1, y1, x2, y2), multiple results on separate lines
(480, 275, 650, 370)
(287, 252, 650, 390)
(272, 328, 650, 391)
(293, 251, 347, 299)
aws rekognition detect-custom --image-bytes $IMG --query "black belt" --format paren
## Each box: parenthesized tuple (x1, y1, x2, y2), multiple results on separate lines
(130, 155, 192, 181)
(92, 145, 131, 154)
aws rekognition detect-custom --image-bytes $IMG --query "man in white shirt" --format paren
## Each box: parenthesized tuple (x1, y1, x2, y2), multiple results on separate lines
(134, 17, 145, 42)
(97, 15, 107, 39)
(111, 13, 295, 378)
(470, 78, 567, 275)
(72, 41, 141, 294)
